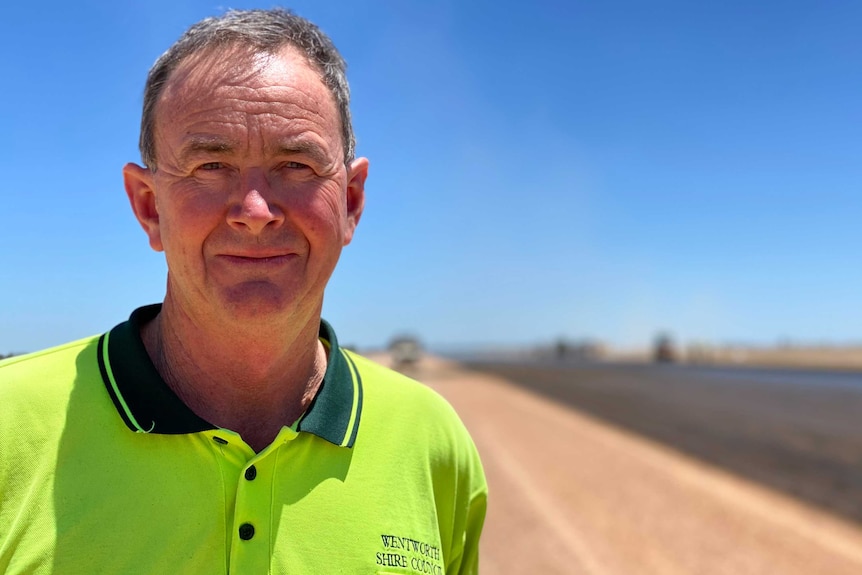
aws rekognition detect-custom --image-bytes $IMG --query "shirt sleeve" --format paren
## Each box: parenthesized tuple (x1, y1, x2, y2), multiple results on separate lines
(452, 486, 488, 575)
(446, 434, 488, 575)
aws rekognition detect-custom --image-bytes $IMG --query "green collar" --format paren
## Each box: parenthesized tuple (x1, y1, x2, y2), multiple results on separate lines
(97, 304, 363, 447)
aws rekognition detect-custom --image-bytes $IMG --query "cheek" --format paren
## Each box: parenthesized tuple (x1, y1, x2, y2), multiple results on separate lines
(154, 177, 228, 236)
(157, 194, 221, 254)
(314, 199, 347, 242)
(294, 185, 347, 238)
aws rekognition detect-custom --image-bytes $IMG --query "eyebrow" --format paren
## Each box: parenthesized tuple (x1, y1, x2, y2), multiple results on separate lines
(177, 135, 236, 164)
(269, 139, 332, 167)
(175, 135, 336, 167)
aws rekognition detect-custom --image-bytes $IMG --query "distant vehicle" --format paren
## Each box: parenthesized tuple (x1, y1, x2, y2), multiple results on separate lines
(653, 334, 677, 363)
(553, 338, 606, 362)
(389, 335, 423, 370)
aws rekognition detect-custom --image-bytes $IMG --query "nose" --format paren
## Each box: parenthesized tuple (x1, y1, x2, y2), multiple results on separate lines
(227, 171, 285, 234)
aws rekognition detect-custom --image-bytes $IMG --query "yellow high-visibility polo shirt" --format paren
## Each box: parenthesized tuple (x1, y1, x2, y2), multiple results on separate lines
(0, 305, 487, 574)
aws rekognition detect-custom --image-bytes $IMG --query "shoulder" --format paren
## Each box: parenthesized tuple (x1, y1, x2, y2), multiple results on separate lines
(0, 335, 101, 401)
(346, 351, 485, 473)
(347, 352, 466, 430)
(0, 336, 104, 484)
(0, 336, 103, 441)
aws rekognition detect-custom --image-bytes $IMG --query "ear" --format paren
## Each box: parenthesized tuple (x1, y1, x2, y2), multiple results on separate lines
(123, 163, 164, 252)
(343, 157, 368, 245)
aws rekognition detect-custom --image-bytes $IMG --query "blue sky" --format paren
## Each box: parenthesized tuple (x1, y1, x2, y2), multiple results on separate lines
(2, 1, 861, 353)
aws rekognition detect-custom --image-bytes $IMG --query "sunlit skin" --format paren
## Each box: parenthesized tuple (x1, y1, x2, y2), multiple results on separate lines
(123, 45, 368, 450)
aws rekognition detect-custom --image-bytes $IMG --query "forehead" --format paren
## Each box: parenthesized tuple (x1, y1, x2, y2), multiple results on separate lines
(153, 45, 340, 154)
(166, 43, 319, 90)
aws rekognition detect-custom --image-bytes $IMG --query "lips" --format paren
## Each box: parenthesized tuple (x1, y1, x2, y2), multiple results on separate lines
(216, 252, 298, 266)
(225, 252, 291, 259)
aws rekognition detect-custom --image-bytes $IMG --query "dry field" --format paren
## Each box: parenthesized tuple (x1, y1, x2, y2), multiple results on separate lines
(606, 345, 862, 371)
(696, 345, 862, 371)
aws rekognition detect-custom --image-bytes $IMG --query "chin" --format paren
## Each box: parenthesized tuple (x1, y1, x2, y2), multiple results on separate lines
(219, 284, 297, 322)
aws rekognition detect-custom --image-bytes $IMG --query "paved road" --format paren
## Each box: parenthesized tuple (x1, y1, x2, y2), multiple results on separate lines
(403, 357, 862, 575)
(463, 361, 862, 526)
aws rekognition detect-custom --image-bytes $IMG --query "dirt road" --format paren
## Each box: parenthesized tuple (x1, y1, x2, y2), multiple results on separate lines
(401, 357, 862, 575)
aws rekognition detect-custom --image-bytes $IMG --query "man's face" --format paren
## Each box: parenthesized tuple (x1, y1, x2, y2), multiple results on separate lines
(124, 46, 367, 326)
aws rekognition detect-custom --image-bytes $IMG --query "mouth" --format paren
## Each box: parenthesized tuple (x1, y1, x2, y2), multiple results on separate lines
(217, 253, 297, 266)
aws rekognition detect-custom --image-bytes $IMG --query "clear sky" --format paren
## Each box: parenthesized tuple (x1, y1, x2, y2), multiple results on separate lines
(2, 0, 861, 354)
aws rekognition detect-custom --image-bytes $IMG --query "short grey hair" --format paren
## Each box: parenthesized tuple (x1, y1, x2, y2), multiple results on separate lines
(139, 8, 354, 169)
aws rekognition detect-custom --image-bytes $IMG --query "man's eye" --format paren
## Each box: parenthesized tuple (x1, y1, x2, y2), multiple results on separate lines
(285, 161, 309, 170)
(199, 162, 223, 170)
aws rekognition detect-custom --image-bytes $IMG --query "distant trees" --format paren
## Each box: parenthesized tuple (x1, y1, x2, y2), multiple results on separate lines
(653, 333, 677, 363)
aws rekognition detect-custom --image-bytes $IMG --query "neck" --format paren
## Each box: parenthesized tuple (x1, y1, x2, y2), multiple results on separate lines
(141, 298, 328, 451)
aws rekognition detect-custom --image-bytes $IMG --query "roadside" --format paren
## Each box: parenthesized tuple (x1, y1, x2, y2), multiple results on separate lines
(378, 354, 862, 575)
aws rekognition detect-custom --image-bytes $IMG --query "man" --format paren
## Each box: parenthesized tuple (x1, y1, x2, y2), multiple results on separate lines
(0, 9, 486, 574)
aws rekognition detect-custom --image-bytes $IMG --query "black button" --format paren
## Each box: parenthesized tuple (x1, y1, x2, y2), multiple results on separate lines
(239, 523, 255, 540)
(245, 466, 257, 481)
